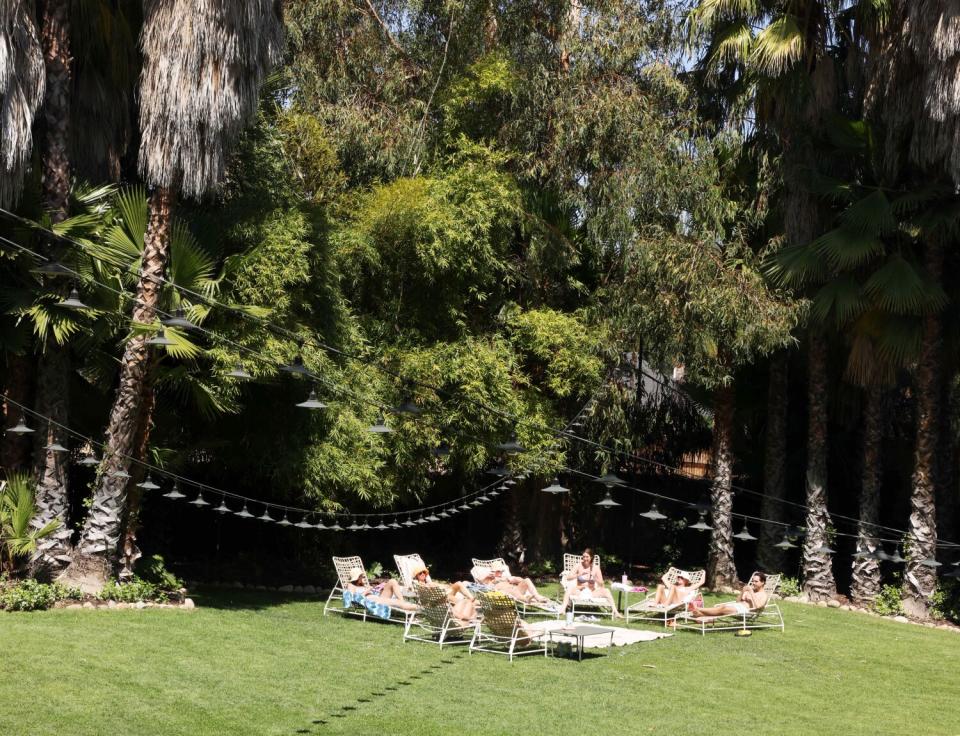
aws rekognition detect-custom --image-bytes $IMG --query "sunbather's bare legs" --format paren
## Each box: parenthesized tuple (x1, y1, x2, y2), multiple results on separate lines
(369, 579, 419, 611)
(560, 584, 623, 618)
(690, 602, 740, 617)
(450, 596, 477, 621)
(509, 577, 550, 603)
(654, 583, 690, 606)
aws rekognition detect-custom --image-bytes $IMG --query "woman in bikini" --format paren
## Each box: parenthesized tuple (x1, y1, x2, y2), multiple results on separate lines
(345, 568, 418, 611)
(559, 548, 623, 619)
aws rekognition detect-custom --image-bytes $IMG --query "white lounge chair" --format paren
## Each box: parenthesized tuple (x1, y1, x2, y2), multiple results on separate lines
(559, 553, 619, 619)
(403, 582, 474, 648)
(469, 590, 547, 661)
(394, 553, 430, 596)
(323, 555, 413, 624)
(625, 566, 705, 625)
(676, 572, 785, 634)
(470, 557, 559, 618)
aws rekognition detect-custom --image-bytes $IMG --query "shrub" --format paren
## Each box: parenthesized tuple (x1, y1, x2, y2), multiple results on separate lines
(778, 576, 802, 598)
(0, 579, 79, 611)
(873, 585, 905, 617)
(135, 554, 184, 592)
(931, 579, 960, 624)
(98, 577, 163, 603)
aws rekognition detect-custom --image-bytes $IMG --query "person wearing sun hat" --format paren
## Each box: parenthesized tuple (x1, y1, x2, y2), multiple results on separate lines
(411, 564, 478, 620)
(344, 567, 418, 619)
(653, 569, 693, 607)
(484, 559, 553, 606)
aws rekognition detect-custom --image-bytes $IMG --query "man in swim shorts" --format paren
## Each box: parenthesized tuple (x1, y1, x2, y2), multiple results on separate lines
(690, 572, 768, 617)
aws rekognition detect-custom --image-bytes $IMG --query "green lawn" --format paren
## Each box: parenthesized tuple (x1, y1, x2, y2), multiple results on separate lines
(1, 588, 958, 735)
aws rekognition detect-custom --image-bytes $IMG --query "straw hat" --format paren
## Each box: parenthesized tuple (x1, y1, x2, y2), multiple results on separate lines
(348, 566, 365, 582)
(411, 564, 429, 577)
(473, 566, 492, 580)
(490, 560, 508, 572)
(677, 570, 692, 583)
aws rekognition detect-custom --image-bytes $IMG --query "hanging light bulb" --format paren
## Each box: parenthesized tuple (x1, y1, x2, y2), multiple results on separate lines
(146, 328, 175, 346)
(437, 510, 450, 519)
(488, 489, 501, 498)
(259, 509, 275, 523)
(470, 498, 483, 507)
(44, 438, 69, 453)
(136, 475, 161, 491)
(774, 535, 797, 550)
(32, 260, 73, 277)
(7, 413, 35, 434)
(161, 307, 197, 331)
(163, 482, 185, 500)
(497, 432, 526, 454)
(689, 511, 712, 531)
(477, 494, 490, 503)
(227, 364, 252, 379)
(640, 503, 668, 521)
(542, 477, 569, 494)
(459, 501, 471, 511)
(393, 397, 423, 416)
(190, 493, 210, 507)
(503, 478, 517, 486)
(816, 543, 836, 555)
(415, 516, 427, 525)
(486, 462, 510, 477)
(875, 548, 891, 562)
(403, 518, 417, 528)
(314, 518, 329, 530)
(919, 557, 942, 568)
(295, 516, 312, 529)
(389, 518, 402, 529)
(595, 472, 625, 488)
(375, 520, 389, 530)
(235, 504, 254, 519)
(367, 415, 393, 433)
(889, 547, 906, 564)
(78, 452, 101, 466)
(497, 483, 509, 491)
(595, 490, 621, 508)
(110, 468, 131, 479)
(426, 513, 440, 522)
(215, 498, 231, 513)
(277, 513, 293, 527)
(57, 285, 88, 309)
(329, 520, 343, 531)
(280, 354, 311, 376)
(360, 520, 371, 531)
(733, 523, 757, 541)
(448, 507, 460, 514)
(347, 520, 362, 531)
(296, 388, 327, 410)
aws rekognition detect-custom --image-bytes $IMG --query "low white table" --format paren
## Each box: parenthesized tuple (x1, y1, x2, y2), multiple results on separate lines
(547, 624, 616, 661)
(611, 582, 647, 618)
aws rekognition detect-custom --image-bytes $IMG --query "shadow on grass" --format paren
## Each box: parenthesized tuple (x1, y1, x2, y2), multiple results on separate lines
(189, 586, 335, 612)
(296, 652, 468, 733)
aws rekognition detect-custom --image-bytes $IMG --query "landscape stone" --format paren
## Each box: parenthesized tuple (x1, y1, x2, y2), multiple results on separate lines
(183, 598, 196, 609)
(279, 584, 294, 592)
(827, 600, 841, 608)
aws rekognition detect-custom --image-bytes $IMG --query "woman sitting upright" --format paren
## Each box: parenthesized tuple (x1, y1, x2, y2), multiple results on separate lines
(559, 548, 623, 619)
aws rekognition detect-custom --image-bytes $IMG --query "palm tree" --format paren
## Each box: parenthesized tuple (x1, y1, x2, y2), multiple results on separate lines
(850, 385, 884, 604)
(862, 1, 960, 617)
(76, 0, 284, 566)
(0, 0, 44, 208)
(707, 382, 738, 587)
(758, 351, 788, 573)
(1, 474, 59, 574)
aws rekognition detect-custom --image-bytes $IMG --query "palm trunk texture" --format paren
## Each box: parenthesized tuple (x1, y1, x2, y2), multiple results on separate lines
(903, 242, 942, 619)
(77, 187, 174, 561)
(850, 386, 884, 606)
(30, 0, 73, 571)
(708, 383, 738, 589)
(802, 334, 837, 601)
(758, 352, 788, 574)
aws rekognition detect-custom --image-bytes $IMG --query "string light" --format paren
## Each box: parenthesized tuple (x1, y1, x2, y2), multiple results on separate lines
(136, 475, 161, 491)
(639, 503, 667, 521)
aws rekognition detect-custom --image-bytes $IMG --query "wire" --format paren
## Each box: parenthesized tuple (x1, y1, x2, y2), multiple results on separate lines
(2, 219, 958, 550)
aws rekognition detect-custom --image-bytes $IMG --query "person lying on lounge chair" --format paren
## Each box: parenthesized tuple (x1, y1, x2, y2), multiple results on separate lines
(559, 548, 623, 618)
(412, 565, 478, 620)
(653, 570, 694, 607)
(690, 572, 768, 618)
(346, 568, 419, 612)
(473, 562, 553, 605)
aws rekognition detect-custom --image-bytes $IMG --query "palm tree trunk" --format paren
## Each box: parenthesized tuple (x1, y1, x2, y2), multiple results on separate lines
(707, 383, 738, 589)
(1, 353, 33, 472)
(77, 187, 174, 564)
(497, 481, 525, 569)
(119, 374, 156, 580)
(903, 241, 942, 619)
(758, 352, 788, 574)
(30, 0, 73, 572)
(850, 386, 884, 606)
(802, 333, 836, 601)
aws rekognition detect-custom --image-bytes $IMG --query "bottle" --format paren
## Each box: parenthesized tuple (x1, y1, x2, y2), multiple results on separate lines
(621, 572, 628, 586)
(566, 610, 574, 626)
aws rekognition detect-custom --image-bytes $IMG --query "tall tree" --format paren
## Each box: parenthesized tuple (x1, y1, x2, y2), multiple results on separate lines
(30, 0, 77, 572)
(74, 0, 284, 572)
(758, 352, 788, 573)
(850, 385, 884, 604)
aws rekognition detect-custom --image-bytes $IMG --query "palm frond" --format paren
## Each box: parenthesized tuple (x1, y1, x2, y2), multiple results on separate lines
(862, 253, 948, 315)
(839, 189, 896, 235)
(764, 243, 829, 287)
(810, 274, 867, 327)
(812, 227, 885, 270)
(749, 15, 805, 77)
(705, 21, 754, 72)
(168, 219, 216, 293)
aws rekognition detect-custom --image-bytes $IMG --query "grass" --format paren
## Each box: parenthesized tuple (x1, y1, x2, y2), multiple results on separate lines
(1, 587, 958, 735)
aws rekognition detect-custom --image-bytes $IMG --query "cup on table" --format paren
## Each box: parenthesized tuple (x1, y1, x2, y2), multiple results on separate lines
(566, 611, 574, 626)
(621, 574, 628, 585)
